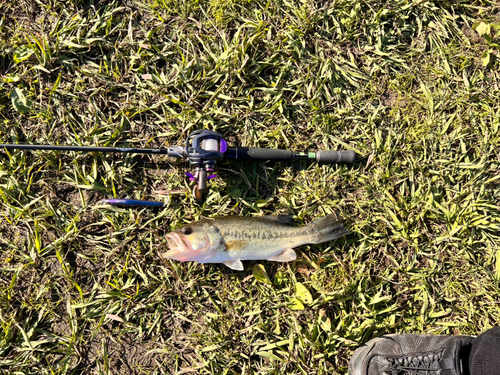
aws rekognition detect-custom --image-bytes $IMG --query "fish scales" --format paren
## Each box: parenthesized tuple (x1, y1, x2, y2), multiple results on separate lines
(215, 217, 310, 260)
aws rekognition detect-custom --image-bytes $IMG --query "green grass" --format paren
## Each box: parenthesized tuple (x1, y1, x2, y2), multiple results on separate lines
(1, 0, 500, 373)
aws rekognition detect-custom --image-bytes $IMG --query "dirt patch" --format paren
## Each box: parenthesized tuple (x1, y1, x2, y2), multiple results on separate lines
(75, 331, 161, 374)
(380, 89, 397, 107)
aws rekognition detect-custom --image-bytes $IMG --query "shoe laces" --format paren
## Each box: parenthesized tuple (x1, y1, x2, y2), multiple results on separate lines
(384, 350, 444, 375)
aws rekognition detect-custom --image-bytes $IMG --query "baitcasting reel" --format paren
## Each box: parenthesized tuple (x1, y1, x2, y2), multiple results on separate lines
(167, 130, 228, 201)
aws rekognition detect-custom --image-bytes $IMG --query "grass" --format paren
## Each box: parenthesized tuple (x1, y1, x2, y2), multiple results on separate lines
(0, 0, 500, 373)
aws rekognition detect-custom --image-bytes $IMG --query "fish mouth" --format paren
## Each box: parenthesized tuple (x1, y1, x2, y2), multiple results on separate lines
(160, 233, 193, 260)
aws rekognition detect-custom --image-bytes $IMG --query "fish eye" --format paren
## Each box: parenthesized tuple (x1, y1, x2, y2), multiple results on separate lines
(181, 227, 193, 235)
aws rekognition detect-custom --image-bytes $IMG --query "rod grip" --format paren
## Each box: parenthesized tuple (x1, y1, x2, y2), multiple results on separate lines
(226, 147, 294, 161)
(316, 150, 356, 164)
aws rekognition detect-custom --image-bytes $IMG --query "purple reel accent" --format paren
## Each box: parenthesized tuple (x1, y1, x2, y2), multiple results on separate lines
(220, 139, 228, 153)
(185, 172, 217, 181)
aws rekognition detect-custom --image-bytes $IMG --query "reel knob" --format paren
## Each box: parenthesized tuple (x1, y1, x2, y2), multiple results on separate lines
(193, 185, 204, 203)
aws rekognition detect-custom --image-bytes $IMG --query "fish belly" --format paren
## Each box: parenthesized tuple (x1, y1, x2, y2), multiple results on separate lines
(206, 244, 289, 263)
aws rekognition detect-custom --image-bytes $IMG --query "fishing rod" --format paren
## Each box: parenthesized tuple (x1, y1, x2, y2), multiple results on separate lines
(0, 130, 357, 202)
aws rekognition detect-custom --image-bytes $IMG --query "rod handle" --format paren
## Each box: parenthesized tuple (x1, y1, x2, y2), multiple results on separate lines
(225, 147, 294, 161)
(315, 150, 357, 164)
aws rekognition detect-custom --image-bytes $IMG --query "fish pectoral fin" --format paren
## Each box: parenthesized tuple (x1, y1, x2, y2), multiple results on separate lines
(267, 249, 297, 262)
(225, 240, 249, 251)
(223, 260, 244, 271)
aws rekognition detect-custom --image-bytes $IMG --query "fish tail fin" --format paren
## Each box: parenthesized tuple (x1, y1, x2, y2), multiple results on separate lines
(308, 213, 349, 244)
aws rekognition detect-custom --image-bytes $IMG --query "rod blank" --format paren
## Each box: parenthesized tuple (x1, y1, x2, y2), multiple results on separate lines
(0, 144, 169, 154)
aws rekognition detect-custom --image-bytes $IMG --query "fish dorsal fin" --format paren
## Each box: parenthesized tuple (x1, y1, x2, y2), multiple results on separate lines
(225, 240, 250, 252)
(223, 260, 244, 270)
(308, 212, 341, 228)
(260, 215, 295, 226)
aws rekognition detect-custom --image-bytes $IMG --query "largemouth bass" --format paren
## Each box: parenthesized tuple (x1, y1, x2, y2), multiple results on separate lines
(159, 214, 349, 270)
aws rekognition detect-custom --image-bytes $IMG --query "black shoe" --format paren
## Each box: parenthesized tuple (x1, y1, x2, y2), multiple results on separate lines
(468, 327, 500, 375)
(348, 333, 474, 375)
